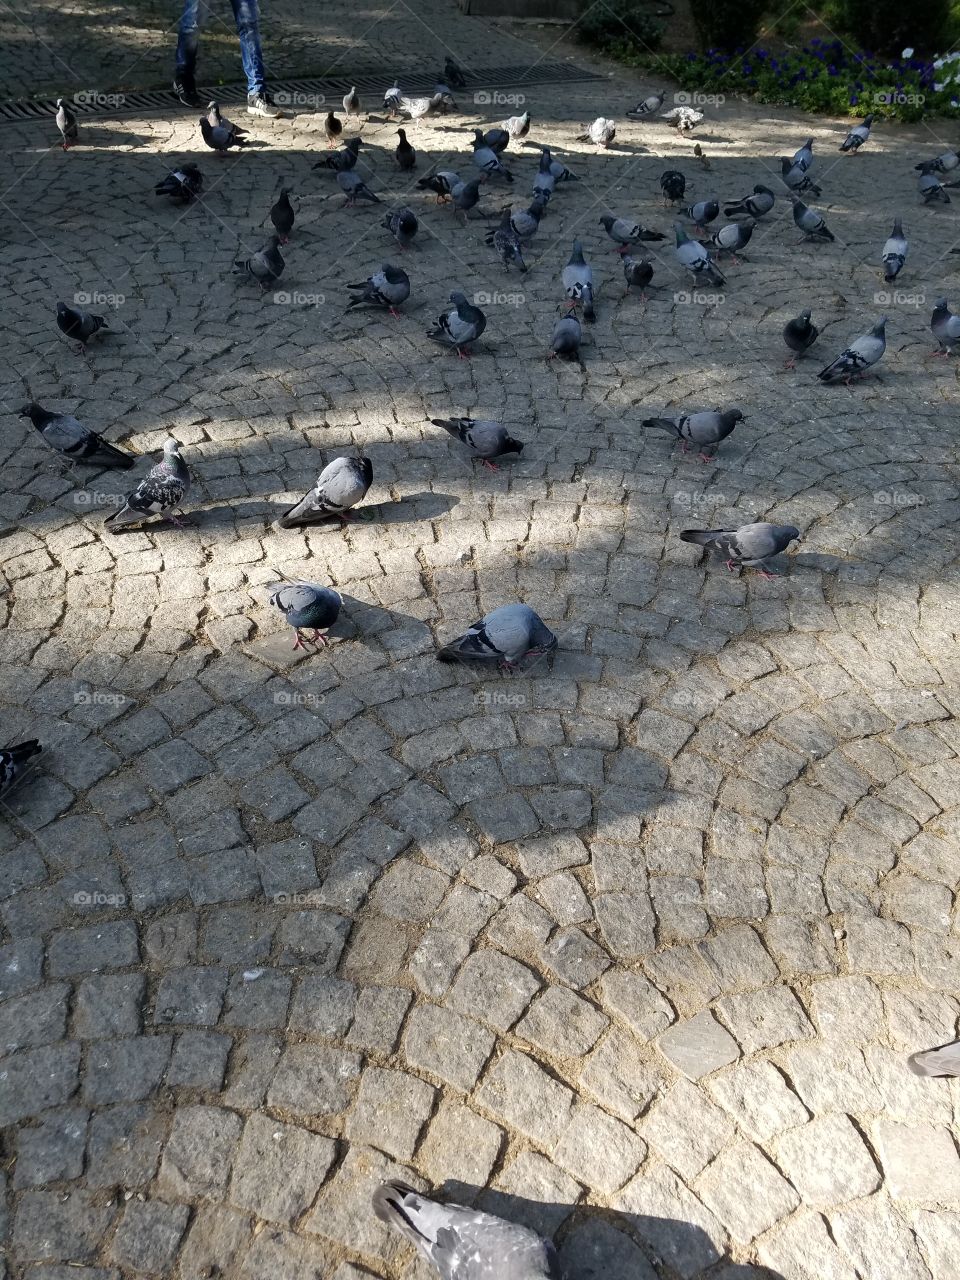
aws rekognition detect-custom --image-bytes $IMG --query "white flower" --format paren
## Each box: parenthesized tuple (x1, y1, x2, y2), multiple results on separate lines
(902, 47, 914, 58)
(935, 82, 945, 92)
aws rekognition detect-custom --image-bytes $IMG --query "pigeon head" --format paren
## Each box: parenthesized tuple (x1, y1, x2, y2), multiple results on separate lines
(162, 438, 181, 455)
(56, 97, 65, 108)
(396, 128, 407, 137)
(800, 308, 812, 321)
(599, 215, 614, 229)
(873, 317, 887, 333)
(17, 402, 40, 419)
(207, 101, 219, 113)
(933, 298, 949, 311)
(863, 113, 875, 126)
(450, 291, 468, 306)
(783, 526, 801, 543)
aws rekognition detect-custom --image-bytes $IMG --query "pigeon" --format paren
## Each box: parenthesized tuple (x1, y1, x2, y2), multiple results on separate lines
(930, 298, 960, 355)
(269, 188, 295, 242)
(207, 100, 247, 140)
(432, 82, 457, 114)
(577, 117, 616, 147)
(233, 236, 285, 289)
(346, 263, 410, 317)
(710, 218, 754, 262)
(279, 454, 373, 526)
(791, 196, 834, 241)
(400, 93, 445, 122)
(55, 98, 78, 149)
(324, 110, 343, 146)
(395, 128, 417, 170)
(660, 170, 686, 204)
(550, 310, 582, 361)
(383, 82, 403, 114)
(472, 130, 512, 181)
(693, 142, 710, 170)
(417, 170, 460, 202)
(723, 184, 775, 218)
(684, 199, 719, 229)
(627, 90, 665, 118)
(374, 1182, 561, 1280)
(780, 157, 821, 197)
(532, 153, 555, 205)
(503, 111, 531, 141)
(908, 1041, 960, 1077)
(430, 417, 524, 469)
(19, 401, 135, 469)
(914, 149, 960, 174)
(451, 176, 485, 219)
(268, 575, 342, 650)
(155, 163, 203, 202)
(840, 113, 874, 153)
(485, 209, 527, 273)
(792, 137, 814, 170)
(338, 170, 380, 204)
(881, 217, 907, 282)
(105, 438, 191, 532)
(680, 522, 800, 578)
(622, 254, 653, 296)
(0, 740, 42, 796)
(818, 318, 886, 383)
(427, 292, 487, 357)
(444, 56, 467, 89)
(199, 116, 247, 152)
(314, 137, 363, 171)
(661, 105, 703, 132)
(435, 604, 557, 668)
(56, 301, 109, 353)
(342, 86, 361, 119)
(509, 197, 544, 241)
(642, 407, 744, 461)
(599, 214, 665, 251)
(562, 239, 595, 321)
(484, 127, 511, 154)
(382, 206, 418, 249)
(539, 150, 578, 182)
(674, 223, 725, 286)
(918, 164, 952, 203)
(782, 309, 819, 368)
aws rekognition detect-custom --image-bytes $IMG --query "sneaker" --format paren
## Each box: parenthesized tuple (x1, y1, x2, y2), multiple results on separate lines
(173, 76, 202, 108)
(247, 92, 281, 118)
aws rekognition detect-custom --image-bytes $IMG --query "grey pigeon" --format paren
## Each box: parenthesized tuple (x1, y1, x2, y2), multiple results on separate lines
(338, 170, 380, 204)
(818, 318, 886, 383)
(914, 149, 959, 174)
(549, 310, 582, 361)
(622, 254, 653, 296)
(382, 206, 418, 249)
(661, 105, 702, 132)
(395, 128, 417, 170)
(538, 148, 578, 182)
(427, 292, 487, 357)
(472, 130, 512, 182)
(443, 56, 467, 89)
(643, 407, 744, 461)
(155, 164, 203, 202)
(533, 150, 555, 204)
(791, 196, 834, 241)
(400, 93, 444, 121)
(908, 1041, 960, 1077)
(724, 184, 774, 218)
(451, 176, 484, 219)
(269, 188, 295, 242)
(599, 214, 665, 251)
(431, 417, 524, 469)
(674, 223, 724, 286)
(104, 438, 191, 532)
(502, 111, 531, 141)
(56, 301, 109, 352)
(55, 97, 78, 149)
(383, 82, 403, 114)
(930, 298, 960, 355)
(577, 116, 616, 147)
(780, 157, 821, 197)
(346, 263, 410, 316)
(374, 1182, 560, 1280)
(782, 309, 819, 368)
(314, 137, 363, 172)
(562, 239, 595, 322)
(324, 110, 343, 146)
(660, 170, 686, 204)
(19, 401, 134, 469)
(509, 197, 544, 241)
(680, 522, 800, 577)
(627, 91, 665, 118)
(343, 86, 361, 119)
(417, 169, 461, 202)
(483, 127, 511, 154)
(485, 208, 526, 273)
(268, 574, 342, 649)
(279, 455, 373, 526)
(792, 137, 814, 170)
(0, 740, 42, 795)
(881, 216, 907, 282)
(684, 198, 719, 229)
(840, 113, 873, 153)
(710, 218, 754, 262)
(233, 236, 284, 289)
(918, 164, 953, 203)
(206, 100, 247, 141)
(199, 116, 247, 152)
(433, 82, 457, 114)
(435, 604, 557, 668)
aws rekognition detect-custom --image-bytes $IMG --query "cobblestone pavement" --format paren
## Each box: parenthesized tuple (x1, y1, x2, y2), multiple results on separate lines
(2, 5, 960, 1279)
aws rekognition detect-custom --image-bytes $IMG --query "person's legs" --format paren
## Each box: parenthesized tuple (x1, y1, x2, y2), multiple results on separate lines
(174, 0, 202, 85)
(231, 0, 266, 98)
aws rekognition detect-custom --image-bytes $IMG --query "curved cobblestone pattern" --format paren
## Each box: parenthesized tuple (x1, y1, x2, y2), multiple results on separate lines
(1, 25, 960, 1280)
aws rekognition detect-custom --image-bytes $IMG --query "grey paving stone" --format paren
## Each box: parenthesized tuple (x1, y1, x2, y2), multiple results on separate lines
(222, 969, 293, 1030)
(141, 739, 213, 792)
(539, 928, 611, 990)
(658, 1011, 740, 1081)
(83, 1035, 172, 1104)
(178, 1205, 252, 1280)
(0, 1042, 81, 1125)
(483, 1151, 582, 1237)
(757, 1209, 860, 1280)
(642, 1078, 736, 1181)
(706, 1059, 809, 1143)
(230, 1112, 337, 1224)
(404, 1003, 495, 1092)
(14, 1107, 88, 1188)
(167, 1030, 232, 1089)
(47, 919, 139, 976)
(696, 1140, 800, 1245)
(304, 1146, 427, 1264)
(277, 909, 350, 969)
(515, 986, 609, 1059)
(347, 1067, 436, 1161)
(810, 974, 885, 1042)
(0, 937, 44, 1000)
(12, 1189, 117, 1264)
(774, 1114, 881, 1207)
(912, 1208, 960, 1280)
(448, 949, 540, 1032)
(0, 984, 69, 1052)
(85, 1103, 169, 1188)
(346, 985, 413, 1053)
(474, 1051, 574, 1149)
(74, 972, 145, 1038)
(287, 975, 357, 1038)
(461, 855, 517, 900)
(873, 1119, 960, 1203)
(716, 985, 815, 1052)
(553, 1102, 647, 1195)
(418, 1102, 504, 1191)
(267, 1044, 362, 1118)
(615, 1164, 726, 1280)
(595, 891, 656, 959)
(516, 832, 589, 878)
(469, 792, 539, 842)
(830, 1194, 933, 1280)
(155, 966, 228, 1026)
(157, 1104, 243, 1200)
(372, 860, 450, 921)
(109, 1200, 191, 1272)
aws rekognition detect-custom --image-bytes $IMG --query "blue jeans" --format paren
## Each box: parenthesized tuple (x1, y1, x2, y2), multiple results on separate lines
(175, 0, 266, 97)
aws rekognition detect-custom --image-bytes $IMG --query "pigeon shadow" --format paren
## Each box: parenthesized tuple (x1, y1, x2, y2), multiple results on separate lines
(251, 490, 457, 529)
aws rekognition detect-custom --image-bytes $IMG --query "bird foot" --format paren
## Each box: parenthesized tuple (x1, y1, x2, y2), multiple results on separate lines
(480, 459, 499, 471)
(697, 453, 715, 464)
(389, 307, 401, 318)
(724, 559, 738, 573)
(754, 568, 778, 579)
(783, 357, 797, 370)
(456, 348, 471, 359)
(311, 630, 329, 646)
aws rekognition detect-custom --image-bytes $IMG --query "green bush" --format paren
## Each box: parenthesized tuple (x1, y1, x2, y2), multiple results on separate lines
(690, 0, 768, 51)
(833, 0, 949, 54)
(578, 1, 664, 54)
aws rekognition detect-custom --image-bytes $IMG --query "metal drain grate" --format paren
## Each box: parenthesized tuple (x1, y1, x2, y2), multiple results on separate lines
(0, 61, 603, 124)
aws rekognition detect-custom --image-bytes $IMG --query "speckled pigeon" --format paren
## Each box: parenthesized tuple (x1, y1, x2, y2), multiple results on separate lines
(881, 216, 907, 282)
(627, 91, 665, 118)
(279, 455, 373, 526)
(431, 417, 524, 469)
(661, 105, 702, 132)
(680, 522, 800, 578)
(818, 318, 886, 383)
(104, 438, 191, 532)
(19, 401, 134, 469)
(0, 740, 42, 795)
(622, 254, 653, 296)
(485, 208, 526, 273)
(155, 164, 203, 202)
(643, 407, 744, 460)
(268, 575, 342, 649)
(840, 113, 874, 153)
(346, 264, 410, 316)
(434, 605, 557, 669)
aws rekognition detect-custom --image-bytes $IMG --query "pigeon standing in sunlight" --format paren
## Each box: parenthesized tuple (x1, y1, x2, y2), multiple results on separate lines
(55, 98, 78, 149)
(930, 298, 960, 355)
(324, 110, 343, 146)
(680, 523, 800, 578)
(105, 438, 191, 532)
(427, 292, 487, 357)
(268, 574, 342, 650)
(0, 740, 42, 796)
(430, 417, 525, 469)
(279, 455, 373, 526)
(382, 206, 418, 249)
(661, 105, 703, 132)
(345, 264, 410, 317)
(269, 188, 295, 242)
(562, 239, 595, 321)
(199, 116, 247, 152)
(792, 136, 814, 170)
(383, 82, 403, 114)
(627, 90, 665, 118)
(908, 1041, 960, 1077)
(642, 407, 745, 461)
(724, 184, 774, 218)
(207, 100, 247, 142)
(342, 86, 361, 120)
(374, 1182, 561, 1280)
(435, 605, 557, 669)
(483, 127, 510, 154)
(840, 113, 874, 153)
(155, 163, 203, 202)
(472, 130, 512, 182)
(881, 216, 907, 282)
(56, 302, 109, 354)
(395, 128, 417, 170)
(233, 236, 285, 289)
(19, 402, 134, 469)
(503, 111, 531, 141)
(818, 318, 886, 383)
(576, 117, 616, 147)
(791, 196, 834, 241)
(782, 309, 819, 368)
